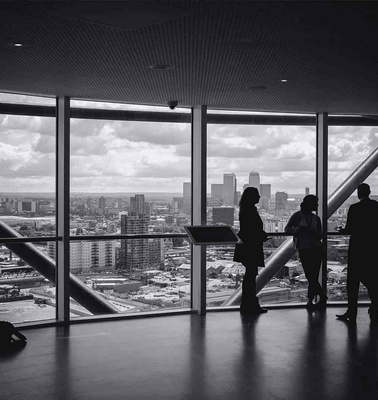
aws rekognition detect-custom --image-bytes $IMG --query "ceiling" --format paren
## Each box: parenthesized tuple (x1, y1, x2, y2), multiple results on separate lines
(1, 1, 378, 115)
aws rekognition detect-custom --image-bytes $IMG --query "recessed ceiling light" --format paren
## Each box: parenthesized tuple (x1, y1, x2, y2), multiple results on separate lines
(14, 43, 23, 47)
(148, 64, 172, 70)
(281, 79, 288, 83)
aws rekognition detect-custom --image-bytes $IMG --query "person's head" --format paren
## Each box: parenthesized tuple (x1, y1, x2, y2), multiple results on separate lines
(357, 183, 370, 199)
(239, 186, 260, 208)
(301, 194, 319, 213)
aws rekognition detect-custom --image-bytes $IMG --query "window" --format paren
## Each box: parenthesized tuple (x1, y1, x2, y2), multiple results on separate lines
(207, 112, 316, 306)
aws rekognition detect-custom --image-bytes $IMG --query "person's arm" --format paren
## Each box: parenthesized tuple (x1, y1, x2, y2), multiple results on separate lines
(284, 213, 299, 235)
(341, 205, 354, 234)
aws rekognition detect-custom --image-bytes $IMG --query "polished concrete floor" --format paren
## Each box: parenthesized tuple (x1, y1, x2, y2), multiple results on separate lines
(1, 307, 378, 400)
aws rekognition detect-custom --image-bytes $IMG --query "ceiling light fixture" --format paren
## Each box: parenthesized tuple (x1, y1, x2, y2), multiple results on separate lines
(148, 64, 171, 70)
(14, 43, 23, 47)
(281, 79, 288, 83)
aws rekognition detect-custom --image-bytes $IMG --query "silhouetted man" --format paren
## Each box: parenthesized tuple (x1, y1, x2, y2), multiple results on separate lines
(336, 183, 378, 323)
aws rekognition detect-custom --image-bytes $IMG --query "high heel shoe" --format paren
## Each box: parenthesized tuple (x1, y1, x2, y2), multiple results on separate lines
(314, 295, 328, 309)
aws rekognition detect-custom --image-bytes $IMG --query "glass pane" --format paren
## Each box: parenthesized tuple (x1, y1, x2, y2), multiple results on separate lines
(69, 238, 191, 318)
(0, 242, 57, 324)
(71, 99, 191, 112)
(70, 115, 191, 236)
(0, 91, 55, 106)
(206, 237, 309, 307)
(207, 118, 316, 307)
(0, 114, 56, 237)
(327, 125, 378, 303)
(69, 105, 191, 316)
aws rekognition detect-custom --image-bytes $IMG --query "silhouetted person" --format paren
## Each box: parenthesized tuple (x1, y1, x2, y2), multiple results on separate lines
(285, 195, 327, 309)
(233, 187, 268, 314)
(336, 183, 378, 323)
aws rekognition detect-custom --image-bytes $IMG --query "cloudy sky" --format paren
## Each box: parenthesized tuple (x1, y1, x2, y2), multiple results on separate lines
(1, 92, 378, 196)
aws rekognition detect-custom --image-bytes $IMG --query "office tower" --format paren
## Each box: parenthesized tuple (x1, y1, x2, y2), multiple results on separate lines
(212, 207, 234, 226)
(259, 184, 271, 210)
(248, 171, 260, 192)
(223, 173, 237, 206)
(211, 184, 223, 202)
(148, 238, 165, 268)
(98, 196, 106, 215)
(130, 194, 146, 214)
(47, 241, 116, 273)
(17, 200, 38, 213)
(172, 197, 183, 213)
(275, 192, 288, 215)
(121, 213, 149, 271)
(305, 187, 310, 196)
(260, 184, 271, 199)
(183, 182, 191, 214)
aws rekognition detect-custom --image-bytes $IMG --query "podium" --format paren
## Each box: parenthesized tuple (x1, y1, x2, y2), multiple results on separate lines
(184, 225, 241, 245)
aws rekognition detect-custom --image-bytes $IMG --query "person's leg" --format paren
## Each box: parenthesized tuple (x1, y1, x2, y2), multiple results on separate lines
(241, 265, 266, 313)
(361, 270, 378, 321)
(346, 265, 360, 318)
(311, 247, 327, 304)
(299, 249, 318, 303)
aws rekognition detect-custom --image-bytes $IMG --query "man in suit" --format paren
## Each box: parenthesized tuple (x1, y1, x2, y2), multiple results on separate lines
(336, 183, 378, 323)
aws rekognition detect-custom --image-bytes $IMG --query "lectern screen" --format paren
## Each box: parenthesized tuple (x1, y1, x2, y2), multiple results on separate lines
(184, 225, 241, 245)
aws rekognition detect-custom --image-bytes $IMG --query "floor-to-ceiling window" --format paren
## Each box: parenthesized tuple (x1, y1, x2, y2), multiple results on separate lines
(0, 93, 57, 323)
(327, 122, 378, 303)
(68, 100, 192, 317)
(3, 93, 378, 324)
(206, 111, 316, 307)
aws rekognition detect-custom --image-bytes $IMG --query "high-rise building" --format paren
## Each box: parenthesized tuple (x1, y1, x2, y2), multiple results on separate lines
(212, 207, 234, 226)
(183, 182, 191, 214)
(211, 183, 223, 204)
(47, 240, 116, 273)
(223, 173, 237, 206)
(305, 187, 310, 196)
(259, 184, 271, 210)
(172, 197, 183, 213)
(17, 200, 38, 213)
(130, 194, 146, 214)
(275, 192, 288, 214)
(260, 184, 271, 199)
(98, 196, 106, 214)
(148, 238, 165, 268)
(248, 171, 260, 192)
(121, 212, 149, 271)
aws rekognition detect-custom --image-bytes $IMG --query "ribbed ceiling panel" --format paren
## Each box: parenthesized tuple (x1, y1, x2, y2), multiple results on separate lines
(0, 1, 378, 114)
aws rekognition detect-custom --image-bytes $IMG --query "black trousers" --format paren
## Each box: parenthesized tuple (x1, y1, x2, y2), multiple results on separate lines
(241, 264, 260, 309)
(298, 248, 323, 300)
(347, 264, 378, 317)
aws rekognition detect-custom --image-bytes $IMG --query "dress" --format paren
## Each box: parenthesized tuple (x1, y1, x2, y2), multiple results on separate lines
(285, 210, 323, 300)
(342, 197, 378, 317)
(233, 206, 267, 309)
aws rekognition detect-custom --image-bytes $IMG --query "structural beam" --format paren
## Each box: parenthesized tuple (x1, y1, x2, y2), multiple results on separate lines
(316, 113, 328, 295)
(56, 97, 71, 322)
(0, 221, 119, 314)
(191, 106, 207, 314)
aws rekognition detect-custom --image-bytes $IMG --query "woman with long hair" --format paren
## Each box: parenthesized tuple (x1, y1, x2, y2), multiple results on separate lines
(285, 194, 327, 309)
(233, 187, 268, 314)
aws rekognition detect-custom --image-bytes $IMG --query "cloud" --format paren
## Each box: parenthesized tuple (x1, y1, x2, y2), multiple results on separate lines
(1, 110, 378, 194)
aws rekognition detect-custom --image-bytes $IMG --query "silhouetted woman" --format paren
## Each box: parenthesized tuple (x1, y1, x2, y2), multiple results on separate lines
(285, 194, 327, 309)
(233, 187, 268, 314)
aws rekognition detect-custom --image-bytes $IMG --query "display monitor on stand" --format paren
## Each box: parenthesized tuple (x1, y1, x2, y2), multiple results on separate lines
(184, 225, 241, 245)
